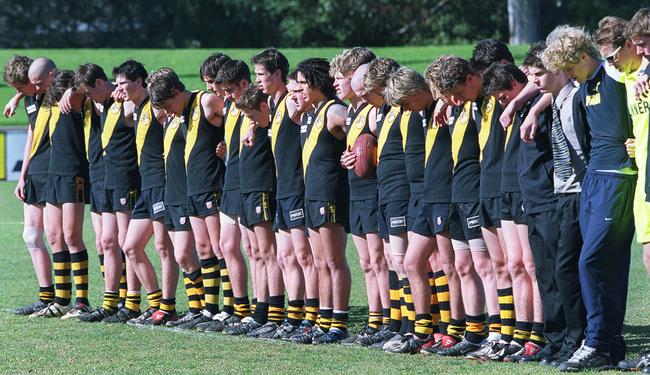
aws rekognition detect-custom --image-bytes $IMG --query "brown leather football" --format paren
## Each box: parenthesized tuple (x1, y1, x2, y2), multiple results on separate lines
(353, 133, 378, 179)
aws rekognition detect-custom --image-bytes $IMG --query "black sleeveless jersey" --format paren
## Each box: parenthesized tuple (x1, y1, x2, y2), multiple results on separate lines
(84, 99, 104, 183)
(376, 105, 409, 204)
(501, 104, 525, 193)
(271, 92, 304, 198)
(240, 121, 275, 193)
(223, 100, 243, 192)
(101, 99, 140, 189)
(402, 109, 426, 195)
(449, 101, 481, 203)
(478, 96, 506, 198)
(303, 99, 349, 201)
(300, 109, 315, 148)
(134, 98, 165, 190)
(26, 96, 50, 175)
(346, 102, 377, 200)
(163, 94, 195, 205)
(47, 105, 88, 177)
(422, 104, 453, 203)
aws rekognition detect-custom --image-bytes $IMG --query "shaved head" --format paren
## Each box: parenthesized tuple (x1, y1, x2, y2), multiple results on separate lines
(28, 57, 56, 93)
(351, 63, 368, 97)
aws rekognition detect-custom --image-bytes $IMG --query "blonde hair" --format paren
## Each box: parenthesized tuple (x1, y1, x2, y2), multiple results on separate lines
(329, 54, 342, 77)
(330, 47, 376, 77)
(542, 25, 600, 72)
(364, 57, 400, 94)
(626, 8, 650, 39)
(384, 67, 428, 107)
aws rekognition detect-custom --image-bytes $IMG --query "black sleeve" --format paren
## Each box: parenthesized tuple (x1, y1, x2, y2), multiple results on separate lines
(572, 91, 590, 165)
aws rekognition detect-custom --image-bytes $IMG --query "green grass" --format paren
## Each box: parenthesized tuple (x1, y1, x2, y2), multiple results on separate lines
(0, 45, 529, 127)
(0, 179, 649, 374)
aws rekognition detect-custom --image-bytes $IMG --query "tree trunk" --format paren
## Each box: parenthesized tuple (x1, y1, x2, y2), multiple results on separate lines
(508, 0, 541, 44)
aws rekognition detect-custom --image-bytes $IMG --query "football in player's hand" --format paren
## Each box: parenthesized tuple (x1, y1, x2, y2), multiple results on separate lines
(353, 133, 377, 179)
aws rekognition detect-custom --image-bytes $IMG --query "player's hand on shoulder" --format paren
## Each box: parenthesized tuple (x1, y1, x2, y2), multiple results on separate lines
(241, 124, 255, 148)
(499, 101, 516, 130)
(635, 72, 650, 99)
(433, 100, 449, 127)
(59, 88, 75, 113)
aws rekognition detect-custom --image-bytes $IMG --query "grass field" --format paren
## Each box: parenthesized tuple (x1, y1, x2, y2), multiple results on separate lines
(0, 46, 648, 374)
(0, 45, 529, 127)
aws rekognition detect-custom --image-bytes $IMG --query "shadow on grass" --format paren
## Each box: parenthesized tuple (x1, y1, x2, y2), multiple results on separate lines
(624, 324, 650, 354)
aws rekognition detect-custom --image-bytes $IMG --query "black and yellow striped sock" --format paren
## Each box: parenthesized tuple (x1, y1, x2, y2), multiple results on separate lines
(218, 258, 234, 315)
(512, 321, 532, 346)
(70, 250, 89, 306)
(530, 322, 546, 347)
(488, 314, 501, 336)
(305, 298, 319, 325)
(160, 298, 176, 314)
(429, 272, 441, 327)
(146, 289, 162, 310)
(183, 270, 204, 314)
(368, 311, 383, 330)
(53, 251, 71, 306)
(388, 271, 401, 332)
(253, 301, 269, 325)
(447, 318, 466, 339)
(318, 308, 333, 331)
(434, 270, 450, 334)
(465, 314, 487, 344)
(98, 254, 105, 279)
(125, 292, 141, 313)
(268, 295, 286, 324)
(331, 310, 349, 331)
(497, 287, 515, 343)
(382, 308, 391, 327)
(39, 285, 55, 304)
(200, 257, 221, 315)
(119, 254, 127, 304)
(234, 296, 251, 318)
(287, 299, 305, 326)
(102, 290, 119, 311)
(251, 298, 257, 314)
(399, 277, 415, 335)
(414, 313, 434, 339)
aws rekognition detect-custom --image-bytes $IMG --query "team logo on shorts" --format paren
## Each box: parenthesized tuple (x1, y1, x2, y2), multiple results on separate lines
(353, 115, 365, 129)
(191, 107, 200, 121)
(315, 117, 324, 130)
(140, 112, 151, 126)
(390, 216, 406, 228)
(256, 206, 262, 214)
(466, 215, 480, 229)
(206, 201, 213, 209)
(110, 103, 120, 113)
(180, 217, 186, 225)
(320, 206, 325, 215)
(120, 197, 127, 206)
(152, 202, 165, 214)
(290, 209, 304, 221)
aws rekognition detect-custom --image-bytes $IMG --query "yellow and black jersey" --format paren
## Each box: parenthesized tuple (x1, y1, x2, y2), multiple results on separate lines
(184, 91, 225, 195)
(163, 107, 190, 206)
(478, 96, 506, 199)
(134, 97, 165, 190)
(101, 98, 140, 189)
(83, 99, 103, 183)
(223, 99, 243, 192)
(271, 92, 303, 198)
(300, 109, 315, 148)
(422, 104, 453, 203)
(403, 109, 425, 194)
(240, 119, 275, 193)
(47, 104, 88, 177)
(449, 101, 481, 203)
(376, 104, 409, 204)
(303, 99, 348, 201)
(501, 106, 523, 193)
(346, 102, 377, 201)
(518, 93, 556, 212)
(26, 95, 50, 176)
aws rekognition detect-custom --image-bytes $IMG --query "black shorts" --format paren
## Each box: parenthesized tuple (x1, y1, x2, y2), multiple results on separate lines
(132, 187, 166, 221)
(187, 191, 221, 218)
(349, 198, 379, 236)
(220, 189, 240, 216)
(411, 202, 450, 237)
(305, 199, 349, 232)
(500, 191, 527, 225)
(275, 195, 306, 230)
(24, 174, 48, 206)
(407, 192, 423, 231)
(240, 191, 275, 228)
(164, 204, 191, 232)
(89, 180, 106, 213)
(46, 175, 89, 205)
(102, 187, 139, 213)
(448, 202, 483, 241)
(480, 196, 501, 229)
(378, 200, 408, 238)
